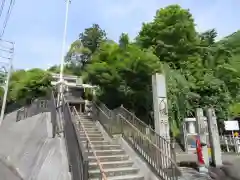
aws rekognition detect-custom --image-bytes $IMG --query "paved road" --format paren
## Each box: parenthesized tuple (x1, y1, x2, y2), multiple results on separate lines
(177, 153, 240, 180)
(176, 152, 240, 163)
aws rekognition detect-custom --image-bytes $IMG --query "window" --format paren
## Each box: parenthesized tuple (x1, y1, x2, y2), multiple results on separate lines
(39, 100, 47, 108)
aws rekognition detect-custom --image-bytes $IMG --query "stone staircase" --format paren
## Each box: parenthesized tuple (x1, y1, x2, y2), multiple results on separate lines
(76, 114, 145, 180)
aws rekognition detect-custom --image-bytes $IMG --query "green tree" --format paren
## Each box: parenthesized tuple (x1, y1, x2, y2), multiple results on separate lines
(48, 4, 240, 136)
(136, 4, 200, 69)
(135, 4, 235, 126)
(47, 64, 79, 76)
(200, 29, 217, 46)
(67, 24, 107, 71)
(119, 33, 130, 49)
(10, 69, 52, 105)
(85, 39, 161, 122)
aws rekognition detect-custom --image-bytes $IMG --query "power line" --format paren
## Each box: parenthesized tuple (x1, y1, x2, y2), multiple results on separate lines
(0, 0, 6, 18)
(0, 0, 15, 37)
(0, 39, 14, 125)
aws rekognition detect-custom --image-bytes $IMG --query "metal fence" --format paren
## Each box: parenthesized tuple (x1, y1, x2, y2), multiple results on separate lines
(118, 114, 179, 180)
(92, 103, 122, 135)
(15, 91, 58, 138)
(93, 103, 180, 180)
(16, 99, 50, 121)
(15, 92, 89, 179)
(62, 97, 89, 180)
(50, 91, 57, 137)
(220, 135, 240, 153)
(113, 106, 176, 149)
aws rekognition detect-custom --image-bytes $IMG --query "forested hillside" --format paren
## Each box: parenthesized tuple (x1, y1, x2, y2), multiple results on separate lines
(217, 30, 240, 117)
(218, 30, 240, 54)
(4, 5, 240, 136)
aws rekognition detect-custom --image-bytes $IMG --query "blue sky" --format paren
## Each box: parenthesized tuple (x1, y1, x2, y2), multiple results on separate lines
(2, 0, 240, 70)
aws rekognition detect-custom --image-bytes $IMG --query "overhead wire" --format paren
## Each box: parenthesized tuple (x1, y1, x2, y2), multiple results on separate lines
(0, 0, 15, 37)
(0, 0, 6, 18)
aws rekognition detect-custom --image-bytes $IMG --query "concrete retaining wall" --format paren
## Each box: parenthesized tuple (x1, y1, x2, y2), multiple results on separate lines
(0, 112, 70, 180)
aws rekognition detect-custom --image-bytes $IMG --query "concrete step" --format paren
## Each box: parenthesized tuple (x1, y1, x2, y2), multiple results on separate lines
(80, 133, 102, 137)
(79, 128, 101, 132)
(80, 136, 104, 141)
(79, 120, 93, 123)
(79, 130, 102, 134)
(78, 117, 92, 120)
(82, 140, 110, 146)
(80, 127, 100, 131)
(92, 144, 122, 150)
(89, 160, 134, 170)
(79, 116, 93, 118)
(79, 128, 101, 133)
(87, 149, 125, 156)
(88, 155, 129, 162)
(76, 117, 92, 121)
(80, 130, 101, 134)
(89, 167, 140, 178)
(90, 174, 144, 180)
(78, 114, 91, 117)
(79, 123, 96, 127)
(79, 121, 95, 124)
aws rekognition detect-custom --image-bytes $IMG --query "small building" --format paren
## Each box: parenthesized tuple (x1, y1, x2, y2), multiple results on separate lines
(50, 73, 96, 113)
(51, 73, 83, 87)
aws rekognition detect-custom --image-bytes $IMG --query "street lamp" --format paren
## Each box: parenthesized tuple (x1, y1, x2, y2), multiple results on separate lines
(58, 0, 71, 106)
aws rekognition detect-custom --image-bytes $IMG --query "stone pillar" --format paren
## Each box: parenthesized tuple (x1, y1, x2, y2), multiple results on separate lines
(196, 108, 209, 167)
(152, 73, 170, 139)
(206, 108, 222, 167)
(152, 73, 170, 168)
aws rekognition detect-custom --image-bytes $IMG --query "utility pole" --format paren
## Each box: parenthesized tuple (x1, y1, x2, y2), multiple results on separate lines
(0, 39, 14, 126)
(58, 0, 71, 106)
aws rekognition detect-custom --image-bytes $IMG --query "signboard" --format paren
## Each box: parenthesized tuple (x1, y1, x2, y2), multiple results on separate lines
(224, 121, 239, 131)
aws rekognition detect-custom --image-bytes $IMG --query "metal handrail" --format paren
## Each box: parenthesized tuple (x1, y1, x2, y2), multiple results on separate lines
(115, 106, 172, 141)
(114, 106, 176, 152)
(100, 103, 112, 117)
(62, 97, 89, 180)
(95, 103, 181, 180)
(72, 107, 108, 180)
(118, 114, 180, 168)
(118, 114, 181, 180)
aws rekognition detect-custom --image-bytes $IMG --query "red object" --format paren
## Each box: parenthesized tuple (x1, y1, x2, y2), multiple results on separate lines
(196, 137, 205, 165)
